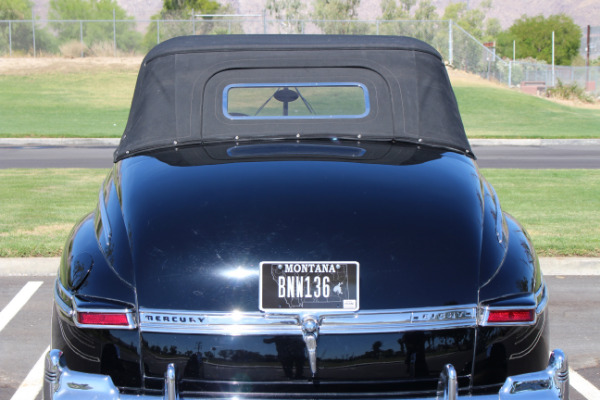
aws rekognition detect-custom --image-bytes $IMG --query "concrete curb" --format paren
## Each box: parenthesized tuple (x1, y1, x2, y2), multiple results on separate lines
(469, 139, 600, 146)
(539, 257, 600, 276)
(0, 257, 598, 277)
(2, 138, 600, 148)
(0, 257, 60, 276)
(0, 138, 120, 147)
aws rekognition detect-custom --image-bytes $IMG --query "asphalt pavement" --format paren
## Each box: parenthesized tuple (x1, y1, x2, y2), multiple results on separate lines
(1, 268, 599, 400)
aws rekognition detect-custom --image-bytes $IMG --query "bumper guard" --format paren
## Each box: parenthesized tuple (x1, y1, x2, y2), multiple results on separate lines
(43, 348, 569, 400)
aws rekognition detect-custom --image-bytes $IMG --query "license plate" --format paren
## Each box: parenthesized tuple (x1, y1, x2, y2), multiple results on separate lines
(259, 262, 359, 312)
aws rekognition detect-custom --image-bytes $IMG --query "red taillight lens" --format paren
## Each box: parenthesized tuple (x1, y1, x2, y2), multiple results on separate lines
(77, 312, 130, 326)
(487, 309, 535, 324)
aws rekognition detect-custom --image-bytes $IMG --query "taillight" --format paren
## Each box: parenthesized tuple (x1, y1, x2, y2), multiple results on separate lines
(77, 312, 130, 326)
(486, 309, 535, 324)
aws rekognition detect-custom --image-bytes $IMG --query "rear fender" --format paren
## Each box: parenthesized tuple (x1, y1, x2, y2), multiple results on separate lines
(53, 170, 141, 388)
(473, 213, 548, 387)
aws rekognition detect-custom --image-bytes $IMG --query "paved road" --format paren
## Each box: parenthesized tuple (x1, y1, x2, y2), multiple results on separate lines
(1, 274, 599, 400)
(0, 146, 115, 169)
(473, 144, 600, 169)
(1, 143, 600, 169)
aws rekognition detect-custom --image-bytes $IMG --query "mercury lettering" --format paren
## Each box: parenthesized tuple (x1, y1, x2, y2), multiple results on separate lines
(412, 311, 472, 321)
(144, 315, 205, 323)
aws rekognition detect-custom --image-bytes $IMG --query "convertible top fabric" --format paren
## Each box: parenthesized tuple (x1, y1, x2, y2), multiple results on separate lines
(115, 35, 472, 161)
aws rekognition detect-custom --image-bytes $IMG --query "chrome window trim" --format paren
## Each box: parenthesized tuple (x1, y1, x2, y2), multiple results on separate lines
(223, 82, 370, 120)
(139, 305, 478, 335)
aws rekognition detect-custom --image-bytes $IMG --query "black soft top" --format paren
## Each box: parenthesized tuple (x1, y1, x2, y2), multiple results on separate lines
(143, 34, 443, 60)
(115, 35, 472, 161)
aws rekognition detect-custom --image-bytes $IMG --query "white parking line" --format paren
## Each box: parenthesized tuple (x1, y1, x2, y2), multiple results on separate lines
(10, 346, 49, 400)
(571, 368, 600, 400)
(0, 281, 43, 332)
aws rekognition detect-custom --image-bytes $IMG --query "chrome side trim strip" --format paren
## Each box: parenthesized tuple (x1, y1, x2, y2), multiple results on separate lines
(489, 184, 504, 244)
(54, 281, 73, 319)
(97, 187, 112, 246)
(138, 305, 477, 335)
(536, 282, 549, 315)
(55, 277, 547, 335)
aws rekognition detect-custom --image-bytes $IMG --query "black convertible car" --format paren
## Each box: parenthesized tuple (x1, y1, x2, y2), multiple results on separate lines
(44, 35, 568, 400)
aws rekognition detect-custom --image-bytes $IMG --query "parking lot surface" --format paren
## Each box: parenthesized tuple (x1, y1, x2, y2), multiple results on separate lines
(1, 272, 599, 400)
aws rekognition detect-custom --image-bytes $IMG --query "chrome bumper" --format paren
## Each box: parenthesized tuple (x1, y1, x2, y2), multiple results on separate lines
(43, 348, 569, 400)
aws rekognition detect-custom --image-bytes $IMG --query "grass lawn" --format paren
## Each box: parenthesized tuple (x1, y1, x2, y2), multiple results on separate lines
(0, 168, 598, 257)
(0, 169, 108, 256)
(455, 85, 600, 138)
(0, 61, 599, 138)
(483, 169, 600, 257)
(0, 71, 136, 137)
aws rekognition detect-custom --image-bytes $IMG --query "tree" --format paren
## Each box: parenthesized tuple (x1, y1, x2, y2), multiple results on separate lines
(161, 0, 220, 15)
(411, 0, 439, 43)
(0, 0, 31, 19)
(265, 0, 306, 33)
(398, 0, 416, 16)
(496, 14, 582, 65)
(442, 1, 499, 42)
(380, 0, 401, 21)
(378, 0, 439, 40)
(413, 0, 437, 21)
(312, 0, 360, 20)
(1, 0, 58, 54)
(143, 0, 233, 50)
(484, 18, 501, 42)
(49, 0, 141, 52)
(311, 0, 368, 34)
(380, 0, 418, 20)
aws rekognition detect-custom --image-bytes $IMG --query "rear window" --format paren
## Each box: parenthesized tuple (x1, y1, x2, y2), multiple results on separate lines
(223, 83, 369, 120)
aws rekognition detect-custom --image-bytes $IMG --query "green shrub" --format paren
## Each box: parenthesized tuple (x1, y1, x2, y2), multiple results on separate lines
(547, 79, 595, 103)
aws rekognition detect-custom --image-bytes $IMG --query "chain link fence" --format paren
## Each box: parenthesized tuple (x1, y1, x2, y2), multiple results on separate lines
(1, 18, 598, 93)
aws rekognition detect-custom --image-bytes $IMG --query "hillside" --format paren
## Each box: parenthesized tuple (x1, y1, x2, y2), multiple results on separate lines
(30, 0, 600, 31)
(354, 0, 600, 30)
